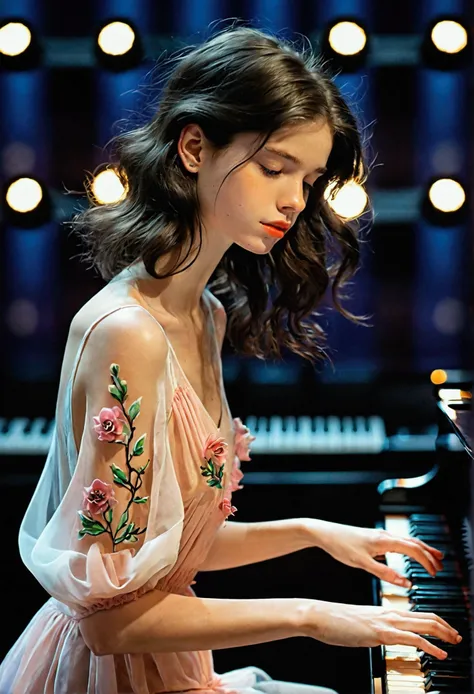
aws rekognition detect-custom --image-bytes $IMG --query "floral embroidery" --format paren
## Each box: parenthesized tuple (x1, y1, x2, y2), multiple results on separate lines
(78, 363, 150, 552)
(200, 434, 227, 489)
(230, 455, 244, 492)
(93, 406, 128, 442)
(219, 497, 237, 519)
(82, 478, 118, 515)
(234, 417, 256, 461)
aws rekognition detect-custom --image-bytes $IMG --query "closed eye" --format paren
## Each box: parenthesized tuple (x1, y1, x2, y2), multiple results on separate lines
(259, 165, 315, 193)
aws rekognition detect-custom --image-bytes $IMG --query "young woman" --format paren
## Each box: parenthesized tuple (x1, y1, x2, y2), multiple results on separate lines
(0, 24, 460, 694)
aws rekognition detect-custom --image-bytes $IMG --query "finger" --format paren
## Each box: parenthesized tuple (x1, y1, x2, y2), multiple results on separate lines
(365, 559, 411, 588)
(385, 630, 448, 660)
(396, 609, 457, 633)
(411, 537, 445, 565)
(396, 618, 461, 645)
(387, 538, 440, 576)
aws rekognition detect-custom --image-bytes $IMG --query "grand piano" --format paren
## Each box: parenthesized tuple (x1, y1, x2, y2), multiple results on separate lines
(373, 385, 473, 693)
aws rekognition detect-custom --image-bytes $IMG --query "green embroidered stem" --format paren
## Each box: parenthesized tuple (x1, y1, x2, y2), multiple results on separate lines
(79, 363, 150, 552)
(200, 457, 224, 489)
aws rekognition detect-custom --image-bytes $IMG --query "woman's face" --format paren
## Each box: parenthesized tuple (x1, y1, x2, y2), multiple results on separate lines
(183, 119, 333, 255)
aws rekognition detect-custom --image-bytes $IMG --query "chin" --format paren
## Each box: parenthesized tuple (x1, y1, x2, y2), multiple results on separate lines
(234, 235, 277, 255)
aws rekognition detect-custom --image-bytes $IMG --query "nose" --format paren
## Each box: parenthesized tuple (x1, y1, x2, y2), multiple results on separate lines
(279, 181, 307, 215)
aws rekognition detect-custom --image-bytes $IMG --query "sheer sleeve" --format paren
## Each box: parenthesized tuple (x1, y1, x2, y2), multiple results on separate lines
(18, 307, 184, 616)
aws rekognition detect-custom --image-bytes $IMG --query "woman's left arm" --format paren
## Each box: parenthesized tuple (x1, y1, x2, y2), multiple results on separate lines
(199, 517, 445, 587)
(199, 518, 312, 571)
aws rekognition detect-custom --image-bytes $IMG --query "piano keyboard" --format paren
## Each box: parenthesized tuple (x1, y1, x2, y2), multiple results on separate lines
(0, 415, 440, 456)
(0, 418, 55, 455)
(246, 415, 387, 454)
(0, 414, 386, 455)
(379, 514, 472, 693)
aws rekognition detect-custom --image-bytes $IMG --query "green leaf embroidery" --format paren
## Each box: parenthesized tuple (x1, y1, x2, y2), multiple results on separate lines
(108, 384, 123, 403)
(200, 457, 224, 489)
(137, 459, 150, 474)
(79, 527, 107, 538)
(128, 398, 141, 422)
(117, 508, 129, 532)
(79, 363, 150, 552)
(111, 464, 128, 485)
(132, 433, 146, 457)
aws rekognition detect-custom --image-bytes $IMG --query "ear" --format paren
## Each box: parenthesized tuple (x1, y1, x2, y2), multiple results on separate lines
(177, 123, 207, 173)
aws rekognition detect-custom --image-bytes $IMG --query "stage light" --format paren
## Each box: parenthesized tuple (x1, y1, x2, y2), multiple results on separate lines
(431, 369, 448, 385)
(429, 178, 465, 213)
(2, 175, 51, 227)
(431, 20, 468, 54)
(98, 21, 135, 56)
(6, 177, 43, 213)
(328, 21, 367, 56)
(422, 16, 471, 70)
(321, 18, 369, 73)
(0, 18, 41, 69)
(324, 180, 368, 220)
(94, 18, 143, 70)
(0, 21, 31, 56)
(92, 168, 128, 204)
(422, 176, 467, 226)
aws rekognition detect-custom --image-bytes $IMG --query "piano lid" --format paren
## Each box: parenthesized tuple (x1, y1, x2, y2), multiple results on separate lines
(437, 390, 473, 460)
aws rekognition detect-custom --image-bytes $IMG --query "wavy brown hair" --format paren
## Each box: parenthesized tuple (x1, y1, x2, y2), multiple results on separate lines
(72, 23, 373, 364)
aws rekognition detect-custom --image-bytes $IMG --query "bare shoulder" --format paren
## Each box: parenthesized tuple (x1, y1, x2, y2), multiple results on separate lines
(71, 304, 169, 381)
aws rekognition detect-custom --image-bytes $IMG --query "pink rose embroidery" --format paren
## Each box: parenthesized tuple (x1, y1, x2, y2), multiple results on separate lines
(77, 363, 149, 551)
(230, 455, 244, 492)
(82, 478, 118, 515)
(203, 434, 228, 464)
(233, 417, 256, 461)
(219, 497, 237, 519)
(93, 406, 127, 442)
(201, 434, 228, 489)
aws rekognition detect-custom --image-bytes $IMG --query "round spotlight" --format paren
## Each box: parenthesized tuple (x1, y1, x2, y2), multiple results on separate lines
(422, 176, 468, 226)
(431, 20, 468, 54)
(430, 369, 448, 385)
(2, 175, 51, 228)
(422, 16, 471, 70)
(428, 178, 465, 213)
(6, 177, 43, 213)
(321, 17, 369, 73)
(0, 21, 31, 56)
(324, 180, 368, 220)
(98, 21, 135, 56)
(328, 21, 367, 56)
(95, 18, 143, 71)
(92, 168, 128, 204)
(0, 18, 41, 69)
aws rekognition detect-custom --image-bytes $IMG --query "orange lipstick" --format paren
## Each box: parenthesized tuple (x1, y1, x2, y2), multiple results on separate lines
(261, 223, 285, 239)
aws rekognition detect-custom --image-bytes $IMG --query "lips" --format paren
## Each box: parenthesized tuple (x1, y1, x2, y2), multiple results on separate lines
(261, 223, 285, 239)
(263, 221, 291, 231)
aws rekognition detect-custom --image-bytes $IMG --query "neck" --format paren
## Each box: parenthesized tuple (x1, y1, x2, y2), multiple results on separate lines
(121, 229, 232, 319)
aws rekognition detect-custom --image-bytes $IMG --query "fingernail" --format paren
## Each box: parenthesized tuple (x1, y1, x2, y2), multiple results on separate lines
(456, 635, 462, 643)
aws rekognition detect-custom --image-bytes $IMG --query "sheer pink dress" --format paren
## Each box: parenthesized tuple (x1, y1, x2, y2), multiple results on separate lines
(0, 289, 337, 694)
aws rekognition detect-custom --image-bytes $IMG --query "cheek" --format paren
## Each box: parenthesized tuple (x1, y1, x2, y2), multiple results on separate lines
(217, 169, 263, 220)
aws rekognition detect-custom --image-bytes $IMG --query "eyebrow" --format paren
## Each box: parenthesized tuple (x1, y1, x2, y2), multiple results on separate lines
(263, 146, 327, 174)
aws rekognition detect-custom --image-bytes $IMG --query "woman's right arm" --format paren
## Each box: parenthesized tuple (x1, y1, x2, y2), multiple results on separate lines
(82, 589, 460, 658)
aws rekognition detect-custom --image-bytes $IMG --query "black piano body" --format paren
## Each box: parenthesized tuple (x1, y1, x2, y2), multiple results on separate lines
(374, 388, 473, 694)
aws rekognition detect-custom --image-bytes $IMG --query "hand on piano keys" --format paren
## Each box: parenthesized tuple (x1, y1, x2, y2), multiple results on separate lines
(307, 519, 445, 588)
(298, 596, 461, 660)
(378, 514, 472, 693)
